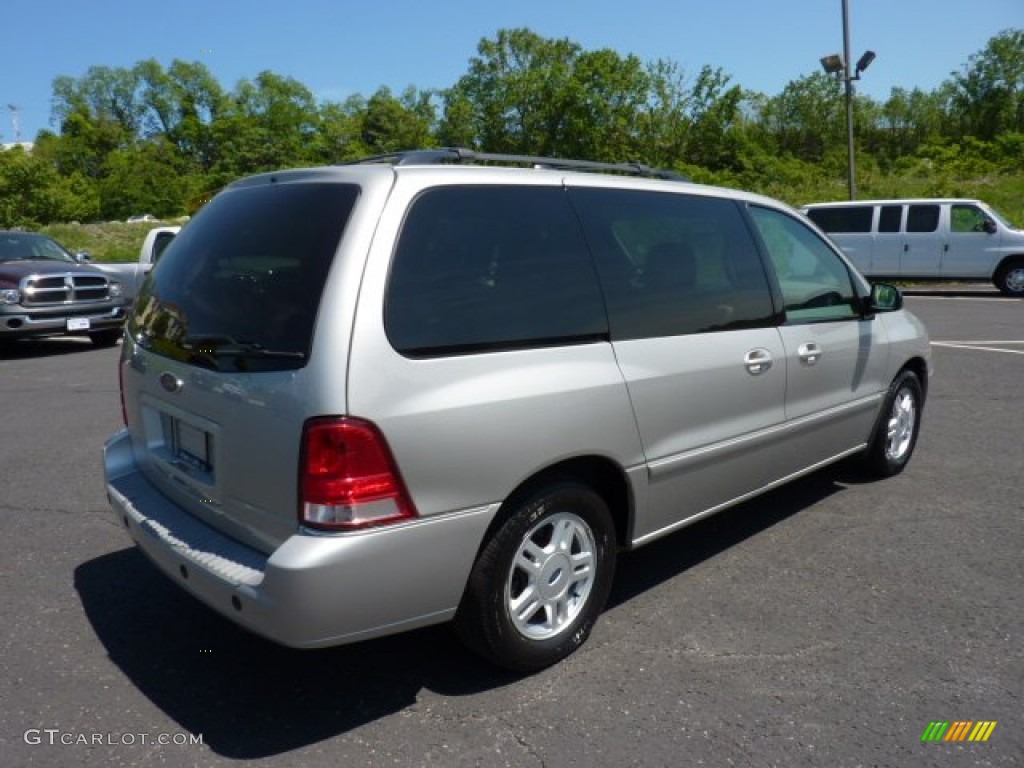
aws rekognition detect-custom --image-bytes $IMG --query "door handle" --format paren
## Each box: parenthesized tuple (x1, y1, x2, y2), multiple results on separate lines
(903, 243, 909, 252)
(798, 342, 822, 366)
(744, 348, 773, 375)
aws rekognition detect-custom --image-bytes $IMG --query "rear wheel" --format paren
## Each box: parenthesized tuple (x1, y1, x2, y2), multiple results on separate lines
(89, 329, 121, 347)
(994, 259, 1024, 297)
(862, 370, 923, 477)
(455, 482, 616, 672)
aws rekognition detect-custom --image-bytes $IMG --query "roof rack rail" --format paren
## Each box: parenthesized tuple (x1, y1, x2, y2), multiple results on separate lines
(345, 147, 690, 182)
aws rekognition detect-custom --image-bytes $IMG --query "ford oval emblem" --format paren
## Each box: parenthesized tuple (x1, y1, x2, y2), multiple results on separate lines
(159, 372, 184, 393)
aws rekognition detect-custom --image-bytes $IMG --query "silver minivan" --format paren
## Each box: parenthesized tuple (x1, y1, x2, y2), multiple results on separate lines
(802, 198, 1024, 296)
(104, 150, 931, 671)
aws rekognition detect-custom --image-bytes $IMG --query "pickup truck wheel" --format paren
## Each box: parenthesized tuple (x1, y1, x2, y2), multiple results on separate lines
(89, 329, 121, 347)
(862, 370, 923, 478)
(455, 482, 616, 673)
(994, 259, 1024, 297)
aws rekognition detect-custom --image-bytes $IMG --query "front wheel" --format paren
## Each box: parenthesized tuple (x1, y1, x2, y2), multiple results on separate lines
(862, 370, 923, 478)
(455, 482, 616, 672)
(994, 259, 1024, 297)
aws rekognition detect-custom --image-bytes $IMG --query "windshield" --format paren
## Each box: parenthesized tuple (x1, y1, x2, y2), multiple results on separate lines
(981, 204, 1020, 230)
(130, 181, 359, 372)
(0, 233, 75, 263)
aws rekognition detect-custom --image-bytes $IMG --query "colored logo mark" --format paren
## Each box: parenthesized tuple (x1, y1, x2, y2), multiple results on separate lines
(921, 721, 997, 743)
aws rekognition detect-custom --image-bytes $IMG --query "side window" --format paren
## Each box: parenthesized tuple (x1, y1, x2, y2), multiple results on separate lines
(805, 206, 873, 233)
(950, 204, 991, 233)
(879, 205, 902, 233)
(907, 205, 940, 233)
(568, 188, 774, 340)
(385, 186, 607, 356)
(749, 206, 860, 323)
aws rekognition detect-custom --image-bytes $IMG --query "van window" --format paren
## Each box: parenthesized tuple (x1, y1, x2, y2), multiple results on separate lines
(879, 205, 902, 233)
(568, 188, 775, 340)
(951, 204, 990, 233)
(805, 206, 873, 233)
(749, 206, 859, 322)
(385, 186, 607, 356)
(907, 205, 940, 233)
(131, 182, 358, 371)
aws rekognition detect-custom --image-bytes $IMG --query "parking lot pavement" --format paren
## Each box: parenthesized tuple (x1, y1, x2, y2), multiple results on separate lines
(900, 282, 1008, 298)
(1, 295, 1021, 767)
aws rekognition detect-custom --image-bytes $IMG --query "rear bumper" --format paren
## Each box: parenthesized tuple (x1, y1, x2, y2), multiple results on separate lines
(0, 305, 126, 338)
(103, 429, 498, 648)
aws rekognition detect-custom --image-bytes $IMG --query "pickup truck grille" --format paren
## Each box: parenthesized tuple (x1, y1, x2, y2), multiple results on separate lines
(22, 273, 110, 305)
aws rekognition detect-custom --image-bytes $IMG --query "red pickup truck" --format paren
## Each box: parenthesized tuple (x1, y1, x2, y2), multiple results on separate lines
(0, 230, 129, 346)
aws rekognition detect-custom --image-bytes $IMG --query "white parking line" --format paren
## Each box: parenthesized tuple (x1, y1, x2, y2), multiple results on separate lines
(907, 295, 1019, 302)
(931, 341, 1024, 355)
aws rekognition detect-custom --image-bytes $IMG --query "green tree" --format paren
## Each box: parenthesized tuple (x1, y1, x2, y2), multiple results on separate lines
(442, 29, 694, 163)
(51, 65, 146, 139)
(441, 28, 584, 154)
(683, 66, 744, 170)
(559, 48, 651, 160)
(136, 59, 228, 171)
(759, 73, 845, 162)
(873, 87, 947, 160)
(949, 28, 1024, 139)
(211, 71, 320, 176)
(98, 139, 190, 220)
(361, 87, 437, 154)
(0, 146, 98, 227)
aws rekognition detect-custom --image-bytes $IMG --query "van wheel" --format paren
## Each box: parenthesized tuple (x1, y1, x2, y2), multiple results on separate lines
(862, 370, 923, 478)
(89, 330, 122, 347)
(994, 259, 1024, 297)
(455, 482, 616, 672)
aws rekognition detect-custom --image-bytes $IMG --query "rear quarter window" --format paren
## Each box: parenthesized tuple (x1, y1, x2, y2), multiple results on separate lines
(806, 206, 873, 233)
(385, 186, 607, 356)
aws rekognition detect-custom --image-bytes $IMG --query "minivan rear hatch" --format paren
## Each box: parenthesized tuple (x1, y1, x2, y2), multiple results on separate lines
(121, 176, 362, 553)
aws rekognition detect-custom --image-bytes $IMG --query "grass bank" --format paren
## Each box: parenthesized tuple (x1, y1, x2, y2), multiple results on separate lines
(39, 220, 184, 262)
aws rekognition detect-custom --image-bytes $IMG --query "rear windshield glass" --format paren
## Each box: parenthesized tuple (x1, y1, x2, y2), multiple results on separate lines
(130, 182, 358, 371)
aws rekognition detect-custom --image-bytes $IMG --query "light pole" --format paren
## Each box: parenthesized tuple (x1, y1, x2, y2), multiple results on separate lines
(820, 0, 874, 200)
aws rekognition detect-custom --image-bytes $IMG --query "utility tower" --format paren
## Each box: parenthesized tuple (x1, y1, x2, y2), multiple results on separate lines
(7, 104, 21, 142)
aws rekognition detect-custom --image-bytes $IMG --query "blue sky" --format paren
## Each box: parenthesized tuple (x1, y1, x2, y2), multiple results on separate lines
(1, 0, 1020, 143)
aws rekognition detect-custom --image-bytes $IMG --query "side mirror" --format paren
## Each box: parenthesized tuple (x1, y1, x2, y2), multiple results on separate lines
(983, 219, 997, 235)
(865, 282, 902, 314)
(74, 251, 92, 262)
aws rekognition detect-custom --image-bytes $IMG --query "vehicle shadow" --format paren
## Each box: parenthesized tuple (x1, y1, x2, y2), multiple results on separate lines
(0, 337, 111, 359)
(75, 465, 853, 759)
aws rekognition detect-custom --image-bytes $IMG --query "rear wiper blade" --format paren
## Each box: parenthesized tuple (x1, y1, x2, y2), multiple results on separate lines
(182, 335, 306, 360)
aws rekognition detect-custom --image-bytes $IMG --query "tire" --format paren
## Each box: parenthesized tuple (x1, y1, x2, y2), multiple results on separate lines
(994, 259, 1024, 297)
(89, 329, 121, 347)
(455, 481, 617, 673)
(862, 370, 923, 478)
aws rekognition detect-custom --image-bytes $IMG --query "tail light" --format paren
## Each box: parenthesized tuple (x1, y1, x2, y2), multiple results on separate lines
(300, 417, 417, 530)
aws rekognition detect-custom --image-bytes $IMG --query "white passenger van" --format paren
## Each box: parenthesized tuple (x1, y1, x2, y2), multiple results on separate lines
(802, 199, 1024, 296)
